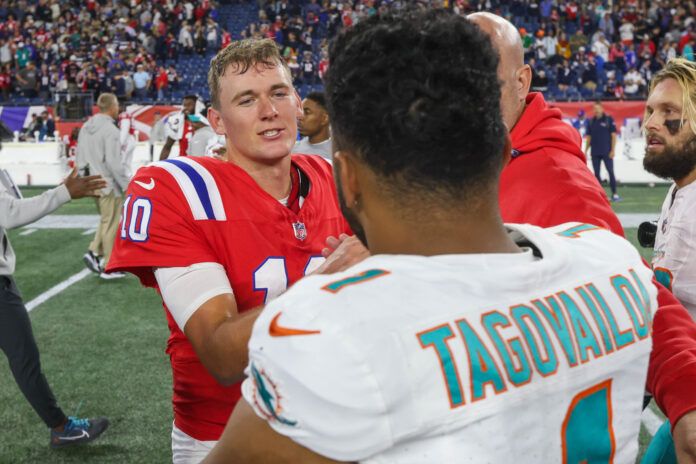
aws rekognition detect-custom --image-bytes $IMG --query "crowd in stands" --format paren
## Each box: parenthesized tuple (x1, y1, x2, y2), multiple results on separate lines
(0, 0, 694, 105)
(0, 0, 227, 104)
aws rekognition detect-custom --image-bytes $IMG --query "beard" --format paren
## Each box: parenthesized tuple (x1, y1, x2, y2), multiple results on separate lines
(333, 160, 368, 248)
(644, 133, 696, 181)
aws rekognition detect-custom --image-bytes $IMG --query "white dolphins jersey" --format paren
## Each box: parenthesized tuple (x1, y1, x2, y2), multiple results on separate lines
(242, 223, 657, 463)
(653, 181, 696, 319)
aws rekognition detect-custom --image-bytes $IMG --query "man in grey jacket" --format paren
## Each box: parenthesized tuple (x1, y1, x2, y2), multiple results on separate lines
(0, 154, 110, 448)
(77, 93, 130, 279)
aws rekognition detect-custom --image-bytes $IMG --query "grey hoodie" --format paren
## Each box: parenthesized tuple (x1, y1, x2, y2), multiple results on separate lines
(1, 181, 71, 275)
(76, 113, 129, 196)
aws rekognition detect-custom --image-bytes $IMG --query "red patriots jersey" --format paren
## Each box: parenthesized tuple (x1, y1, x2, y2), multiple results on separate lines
(107, 154, 350, 441)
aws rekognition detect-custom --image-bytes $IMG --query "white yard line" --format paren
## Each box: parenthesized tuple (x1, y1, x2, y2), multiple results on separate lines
(25, 269, 92, 313)
(82, 228, 97, 236)
(19, 228, 37, 236)
(641, 406, 665, 436)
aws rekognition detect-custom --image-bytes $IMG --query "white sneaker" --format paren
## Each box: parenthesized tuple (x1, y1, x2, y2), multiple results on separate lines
(83, 251, 102, 274)
(99, 271, 126, 280)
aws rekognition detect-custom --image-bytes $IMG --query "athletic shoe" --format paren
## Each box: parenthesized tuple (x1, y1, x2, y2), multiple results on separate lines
(82, 251, 102, 274)
(50, 416, 109, 448)
(611, 194, 622, 202)
(99, 271, 126, 280)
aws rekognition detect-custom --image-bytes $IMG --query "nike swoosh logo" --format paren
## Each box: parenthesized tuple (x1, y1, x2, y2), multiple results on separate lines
(134, 178, 155, 190)
(58, 429, 89, 441)
(269, 313, 321, 337)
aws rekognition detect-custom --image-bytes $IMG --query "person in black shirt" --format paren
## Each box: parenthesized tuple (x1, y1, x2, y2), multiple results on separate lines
(585, 100, 620, 201)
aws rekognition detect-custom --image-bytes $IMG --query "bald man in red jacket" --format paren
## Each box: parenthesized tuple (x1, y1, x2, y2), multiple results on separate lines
(471, 12, 696, 461)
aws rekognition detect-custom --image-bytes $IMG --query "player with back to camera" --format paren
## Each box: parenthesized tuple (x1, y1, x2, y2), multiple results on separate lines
(204, 10, 658, 463)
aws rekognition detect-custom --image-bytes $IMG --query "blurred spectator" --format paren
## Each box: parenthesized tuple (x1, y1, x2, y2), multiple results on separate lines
(39, 110, 55, 141)
(186, 114, 217, 157)
(585, 100, 620, 201)
(0, 39, 11, 67)
(0, 64, 10, 101)
(15, 42, 30, 69)
(16, 61, 37, 98)
(133, 64, 151, 101)
(624, 67, 647, 97)
(571, 109, 588, 137)
(155, 66, 168, 101)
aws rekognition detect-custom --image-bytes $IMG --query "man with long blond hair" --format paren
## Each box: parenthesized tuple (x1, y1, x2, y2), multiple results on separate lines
(105, 39, 361, 462)
(644, 58, 696, 319)
(641, 57, 696, 463)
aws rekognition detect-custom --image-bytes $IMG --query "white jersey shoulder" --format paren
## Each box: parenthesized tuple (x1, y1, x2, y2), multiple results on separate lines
(133, 157, 226, 221)
(164, 112, 185, 141)
(243, 223, 656, 463)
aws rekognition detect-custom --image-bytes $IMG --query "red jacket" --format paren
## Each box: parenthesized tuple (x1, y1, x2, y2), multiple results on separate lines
(503, 92, 696, 428)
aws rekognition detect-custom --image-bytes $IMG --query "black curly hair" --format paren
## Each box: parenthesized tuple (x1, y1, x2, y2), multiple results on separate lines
(326, 10, 506, 203)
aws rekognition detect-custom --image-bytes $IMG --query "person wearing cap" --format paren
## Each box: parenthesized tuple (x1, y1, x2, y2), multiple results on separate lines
(585, 100, 620, 201)
(15, 42, 30, 69)
(572, 109, 588, 137)
(186, 114, 219, 157)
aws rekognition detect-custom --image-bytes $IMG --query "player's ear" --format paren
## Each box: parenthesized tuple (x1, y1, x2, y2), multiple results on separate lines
(501, 133, 512, 167)
(333, 150, 360, 208)
(293, 90, 303, 119)
(207, 106, 226, 136)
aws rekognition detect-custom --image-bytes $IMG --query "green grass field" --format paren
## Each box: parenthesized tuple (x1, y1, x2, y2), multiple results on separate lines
(0, 184, 670, 462)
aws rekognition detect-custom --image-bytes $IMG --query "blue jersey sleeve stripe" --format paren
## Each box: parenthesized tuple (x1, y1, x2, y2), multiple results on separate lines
(163, 158, 215, 220)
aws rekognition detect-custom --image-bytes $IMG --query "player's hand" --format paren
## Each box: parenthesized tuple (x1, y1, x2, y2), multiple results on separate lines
(314, 234, 370, 275)
(674, 410, 696, 463)
(609, 150, 615, 159)
(63, 167, 107, 199)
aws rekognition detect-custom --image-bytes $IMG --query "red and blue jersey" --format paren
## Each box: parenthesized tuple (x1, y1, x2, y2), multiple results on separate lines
(107, 154, 350, 440)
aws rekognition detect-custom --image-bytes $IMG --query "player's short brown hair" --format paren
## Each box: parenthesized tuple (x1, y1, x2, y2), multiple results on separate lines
(208, 39, 289, 110)
(647, 58, 696, 136)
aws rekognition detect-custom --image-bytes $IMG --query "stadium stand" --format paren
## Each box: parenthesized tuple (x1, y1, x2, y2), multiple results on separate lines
(0, 0, 694, 106)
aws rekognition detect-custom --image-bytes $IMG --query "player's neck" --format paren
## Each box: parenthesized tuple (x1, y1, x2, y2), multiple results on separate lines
(365, 203, 521, 256)
(228, 153, 293, 200)
(308, 128, 330, 145)
(675, 167, 696, 189)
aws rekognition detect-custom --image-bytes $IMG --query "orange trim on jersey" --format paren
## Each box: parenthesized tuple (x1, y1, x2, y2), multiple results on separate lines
(575, 285, 615, 355)
(561, 379, 615, 464)
(510, 304, 560, 378)
(610, 274, 650, 341)
(456, 318, 508, 403)
(586, 283, 636, 352)
(481, 310, 533, 388)
(416, 323, 466, 409)
(269, 313, 321, 337)
(533, 295, 579, 368)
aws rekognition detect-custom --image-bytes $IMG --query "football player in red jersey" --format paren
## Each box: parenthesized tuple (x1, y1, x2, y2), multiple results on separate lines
(159, 95, 197, 160)
(106, 39, 362, 463)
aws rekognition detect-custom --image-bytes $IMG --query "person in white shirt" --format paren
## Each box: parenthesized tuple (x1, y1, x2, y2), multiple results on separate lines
(640, 55, 696, 464)
(623, 67, 646, 96)
(292, 92, 332, 160)
(203, 10, 658, 463)
(186, 114, 219, 157)
(644, 58, 696, 319)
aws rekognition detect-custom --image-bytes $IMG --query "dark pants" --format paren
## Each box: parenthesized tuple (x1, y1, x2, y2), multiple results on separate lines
(0, 275, 66, 429)
(591, 154, 617, 195)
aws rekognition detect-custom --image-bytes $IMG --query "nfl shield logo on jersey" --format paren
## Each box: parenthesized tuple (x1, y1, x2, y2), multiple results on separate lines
(292, 222, 307, 241)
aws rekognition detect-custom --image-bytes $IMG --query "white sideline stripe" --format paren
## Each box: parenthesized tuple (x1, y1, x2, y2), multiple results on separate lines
(641, 407, 664, 436)
(20, 228, 37, 236)
(25, 269, 92, 313)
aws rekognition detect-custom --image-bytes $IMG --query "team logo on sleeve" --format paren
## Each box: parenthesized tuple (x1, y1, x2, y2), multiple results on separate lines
(292, 222, 307, 241)
(250, 363, 297, 427)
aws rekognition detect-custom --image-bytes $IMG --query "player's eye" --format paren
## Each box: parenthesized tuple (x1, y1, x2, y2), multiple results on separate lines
(273, 91, 288, 98)
(664, 119, 684, 135)
(239, 98, 254, 106)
